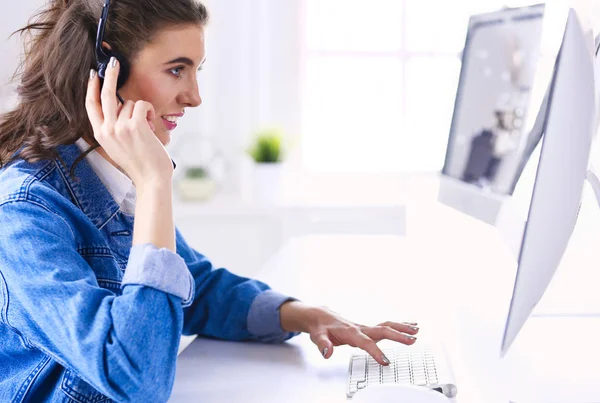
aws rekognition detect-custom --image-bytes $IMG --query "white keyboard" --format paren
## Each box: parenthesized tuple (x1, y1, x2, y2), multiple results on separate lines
(347, 341, 457, 399)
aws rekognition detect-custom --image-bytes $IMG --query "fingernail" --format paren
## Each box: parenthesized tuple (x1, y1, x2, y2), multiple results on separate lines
(322, 347, 328, 358)
(411, 326, 419, 332)
(407, 336, 417, 341)
(407, 322, 418, 326)
(381, 355, 390, 365)
(110, 57, 117, 68)
(89, 69, 96, 80)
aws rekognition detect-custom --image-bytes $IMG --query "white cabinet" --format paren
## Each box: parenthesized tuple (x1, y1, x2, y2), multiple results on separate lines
(173, 195, 407, 279)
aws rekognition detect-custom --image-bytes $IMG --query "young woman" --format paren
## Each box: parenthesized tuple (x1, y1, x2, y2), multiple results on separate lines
(0, 1, 419, 401)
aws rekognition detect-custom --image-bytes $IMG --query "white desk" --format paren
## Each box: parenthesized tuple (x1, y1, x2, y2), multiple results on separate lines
(171, 200, 525, 403)
(171, 201, 600, 402)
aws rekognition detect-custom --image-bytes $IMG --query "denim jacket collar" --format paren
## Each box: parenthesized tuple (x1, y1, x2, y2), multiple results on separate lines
(54, 142, 120, 229)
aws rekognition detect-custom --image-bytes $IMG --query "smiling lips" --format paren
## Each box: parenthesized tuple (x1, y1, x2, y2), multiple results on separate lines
(161, 112, 184, 131)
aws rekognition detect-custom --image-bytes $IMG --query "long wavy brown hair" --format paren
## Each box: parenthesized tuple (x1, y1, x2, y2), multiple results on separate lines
(0, 0, 208, 176)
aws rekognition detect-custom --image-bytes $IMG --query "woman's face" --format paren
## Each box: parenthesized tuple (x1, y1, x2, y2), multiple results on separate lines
(118, 24, 206, 147)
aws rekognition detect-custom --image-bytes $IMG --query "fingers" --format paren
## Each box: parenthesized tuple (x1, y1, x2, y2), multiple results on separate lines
(350, 331, 389, 366)
(361, 325, 417, 346)
(117, 100, 135, 120)
(378, 321, 420, 336)
(100, 56, 120, 125)
(85, 69, 103, 133)
(115, 100, 135, 134)
(132, 100, 156, 132)
(310, 332, 334, 359)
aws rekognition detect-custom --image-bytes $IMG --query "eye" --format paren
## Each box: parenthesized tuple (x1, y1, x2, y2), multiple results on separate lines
(170, 66, 184, 78)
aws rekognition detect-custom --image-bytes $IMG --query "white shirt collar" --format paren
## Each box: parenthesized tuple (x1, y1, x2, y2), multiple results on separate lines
(75, 138, 137, 215)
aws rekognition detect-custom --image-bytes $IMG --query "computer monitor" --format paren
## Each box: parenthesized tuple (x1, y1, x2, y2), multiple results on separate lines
(497, 8, 598, 402)
(500, 8, 595, 356)
(438, 5, 598, 401)
(438, 4, 558, 234)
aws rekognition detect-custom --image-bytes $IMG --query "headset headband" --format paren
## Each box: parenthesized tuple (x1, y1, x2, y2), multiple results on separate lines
(95, 0, 111, 59)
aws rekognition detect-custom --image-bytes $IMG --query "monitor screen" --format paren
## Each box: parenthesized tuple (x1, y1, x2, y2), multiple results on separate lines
(442, 5, 549, 197)
(437, 4, 567, 248)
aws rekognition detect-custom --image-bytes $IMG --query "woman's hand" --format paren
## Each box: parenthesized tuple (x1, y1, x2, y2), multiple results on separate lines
(280, 301, 419, 366)
(85, 57, 173, 187)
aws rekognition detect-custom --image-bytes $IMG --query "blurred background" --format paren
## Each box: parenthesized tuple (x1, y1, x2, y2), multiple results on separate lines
(2, 0, 599, 204)
(2, 0, 600, 278)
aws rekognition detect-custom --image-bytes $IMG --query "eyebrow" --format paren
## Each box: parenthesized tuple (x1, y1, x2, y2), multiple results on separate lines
(164, 57, 207, 70)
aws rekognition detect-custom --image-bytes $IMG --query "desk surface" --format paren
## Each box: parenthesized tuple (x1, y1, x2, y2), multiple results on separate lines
(171, 202, 525, 402)
(171, 196, 600, 402)
(174, 332, 370, 403)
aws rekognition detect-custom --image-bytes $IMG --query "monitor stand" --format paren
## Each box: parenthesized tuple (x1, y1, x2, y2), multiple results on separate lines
(585, 165, 600, 207)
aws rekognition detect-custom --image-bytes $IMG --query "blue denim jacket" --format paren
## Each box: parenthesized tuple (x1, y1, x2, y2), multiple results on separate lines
(0, 143, 299, 402)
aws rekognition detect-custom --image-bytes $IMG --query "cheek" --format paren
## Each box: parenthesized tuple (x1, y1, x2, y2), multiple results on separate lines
(138, 84, 164, 113)
(126, 73, 171, 115)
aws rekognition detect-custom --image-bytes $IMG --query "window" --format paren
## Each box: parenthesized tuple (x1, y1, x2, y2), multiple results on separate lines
(301, 0, 536, 173)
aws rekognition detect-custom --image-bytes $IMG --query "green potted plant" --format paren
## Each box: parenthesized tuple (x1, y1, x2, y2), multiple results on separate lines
(246, 128, 285, 204)
(247, 128, 283, 164)
(177, 166, 217, 201)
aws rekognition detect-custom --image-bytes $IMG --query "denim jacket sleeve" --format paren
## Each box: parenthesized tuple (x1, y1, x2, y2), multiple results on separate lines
(176, 229, 301, 343)
(0, 199, 188, 403)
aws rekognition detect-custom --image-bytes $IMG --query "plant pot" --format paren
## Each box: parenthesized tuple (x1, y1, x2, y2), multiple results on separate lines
(177, 177, 217, 201)
(251, 162, 282, 204)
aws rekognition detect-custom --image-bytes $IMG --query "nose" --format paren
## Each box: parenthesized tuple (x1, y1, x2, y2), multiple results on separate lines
(179, 79, 202, 108)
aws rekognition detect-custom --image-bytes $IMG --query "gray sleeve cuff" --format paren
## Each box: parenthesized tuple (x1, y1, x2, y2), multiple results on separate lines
(122, 243, 195, 307)
(247, 290, 300, 343)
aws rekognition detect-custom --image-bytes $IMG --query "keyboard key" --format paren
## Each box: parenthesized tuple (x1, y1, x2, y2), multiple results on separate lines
(351, 357, 367, 382)
(381, 362, 394, 383)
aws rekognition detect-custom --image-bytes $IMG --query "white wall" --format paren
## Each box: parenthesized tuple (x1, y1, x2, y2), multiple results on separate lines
(4, 1, 600, 197)
(168, 0, 302, 196)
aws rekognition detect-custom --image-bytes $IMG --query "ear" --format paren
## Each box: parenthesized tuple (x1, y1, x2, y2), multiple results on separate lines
(102, 41, 112, 51)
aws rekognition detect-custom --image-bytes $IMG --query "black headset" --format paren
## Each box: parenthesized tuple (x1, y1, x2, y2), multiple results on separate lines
(95, 0, 129, 103)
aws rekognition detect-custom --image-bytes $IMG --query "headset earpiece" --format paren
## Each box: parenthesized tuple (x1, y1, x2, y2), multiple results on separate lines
(96, 46, 130, 90)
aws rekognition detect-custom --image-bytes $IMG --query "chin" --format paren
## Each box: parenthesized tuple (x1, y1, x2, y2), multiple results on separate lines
(156, 131, 170, 146)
